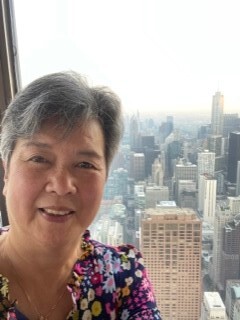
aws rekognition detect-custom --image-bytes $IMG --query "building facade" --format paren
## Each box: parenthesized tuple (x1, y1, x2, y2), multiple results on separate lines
(211, 91, 224, 136)
(201, 292, 226, 320)
(141, 207, 202, 320)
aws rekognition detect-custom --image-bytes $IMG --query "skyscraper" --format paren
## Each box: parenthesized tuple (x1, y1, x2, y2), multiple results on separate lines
(227, 132, 240, 183)
(220, 214, 240, 293)
(223, 113, 239, 138)
(210, 202, 235, 290)
(225, 280, 240, 320)
(198, 174, 217, 224)
(211, 91, 224, 136)
(129, 152, 145, 181)
(197, 151, 215, 181)
(152, 157, 164, 186)
(141, 207, 202, 320)
(236, 161, 240, 196)
(174, 160, 197, 201)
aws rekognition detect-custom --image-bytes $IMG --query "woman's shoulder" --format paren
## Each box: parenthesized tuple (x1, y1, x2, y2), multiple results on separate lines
(91, 238, 142, 261)
(82, 230, 142, 262)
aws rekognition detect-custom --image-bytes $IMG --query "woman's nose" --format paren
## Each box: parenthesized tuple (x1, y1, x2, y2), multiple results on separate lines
(45, 167, 77, 195)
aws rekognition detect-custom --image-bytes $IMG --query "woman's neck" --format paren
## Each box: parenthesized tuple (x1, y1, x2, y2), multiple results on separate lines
(2, 230, 83, 283)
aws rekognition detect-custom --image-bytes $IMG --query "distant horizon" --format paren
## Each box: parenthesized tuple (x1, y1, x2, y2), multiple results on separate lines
(14, 0, 240, 115)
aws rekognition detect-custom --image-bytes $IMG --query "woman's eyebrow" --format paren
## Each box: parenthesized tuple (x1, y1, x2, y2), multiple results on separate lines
(76, 150, 104, 160)
(21, 141, 104, 159)
(21, 141, 51, 149)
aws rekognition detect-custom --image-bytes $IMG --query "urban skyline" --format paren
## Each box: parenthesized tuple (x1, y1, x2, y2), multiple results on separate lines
(88, 89, 240, 319)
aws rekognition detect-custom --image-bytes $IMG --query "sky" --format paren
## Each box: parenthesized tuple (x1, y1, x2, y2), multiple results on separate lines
(13, 0, 240, 115)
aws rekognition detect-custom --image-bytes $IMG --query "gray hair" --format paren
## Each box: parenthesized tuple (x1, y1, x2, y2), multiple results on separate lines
(0, 71, 123, 172)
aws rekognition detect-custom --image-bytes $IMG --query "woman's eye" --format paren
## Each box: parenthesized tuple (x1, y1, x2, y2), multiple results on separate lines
(77, 162, 94, 169)
(29, 156, 48, 163)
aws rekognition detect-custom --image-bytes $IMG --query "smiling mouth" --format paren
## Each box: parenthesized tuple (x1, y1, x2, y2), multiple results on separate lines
(39, 208, 74, 216)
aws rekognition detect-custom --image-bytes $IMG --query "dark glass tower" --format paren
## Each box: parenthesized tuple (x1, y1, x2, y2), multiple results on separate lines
(227, 132, 240, 183)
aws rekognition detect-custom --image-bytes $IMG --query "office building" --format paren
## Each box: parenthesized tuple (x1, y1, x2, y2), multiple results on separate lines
(225, 280, 240, 320)
(152, 157, 164, 186)
(145, 185, 169, 208)
(220, 214, 240, 293)
(228, 196, 240, 214)
(177, 180, 197, 209)
(141, 207, 202, 320)
(129, 115, 140, 150)
(227, 132, 240, 183)
(201, 292, 226, 320)
(233, 299, 240, 320)
(129, 152, 145, 181)
(210, 202, 234, 288)
(208, 135, 223, 157)
(236, 162, 240, 196)
(198, 174, 217, 224)
(175, 160, 197, 181)
(159, 115, 174, 144)
(223, 113, 239, 138)
(211, 91, 224, 136)
(174, 160, 197, 200)
(197, 151, 215, 181)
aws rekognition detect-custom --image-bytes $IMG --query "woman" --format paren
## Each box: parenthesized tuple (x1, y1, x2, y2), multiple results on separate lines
(0, 72, 161, 319)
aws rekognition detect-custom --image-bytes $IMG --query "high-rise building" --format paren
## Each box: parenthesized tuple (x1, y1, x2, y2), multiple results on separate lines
(129, 152, 145, 181)
(145, 185, 169, 208)
(141, 207, 202, 320)
(198, 174, 217, 224)
(174, 160, 197, 200)
(177, 180, 197, 209)
(208, 135, 223, 157)
(211, 91, 224, 136)
(159, 115, 174, 144)
(223, 113, 239, 138)
(210, 202, 235, 290)
(225, 280, 240, 320)
(227, 132, 240, 183)
(166, 140, 183, 178)
(233, 299, 240, 320)
(236, 162, 240, 196)
(129, 115, 140, 150)
(152, 157, 164, 186)
(175, 160, 197, 181)
(197, 151, 215, 181)
(201, 292, 226, 320)
(220, 214, 240, 293)
(228, 196, 240, 214)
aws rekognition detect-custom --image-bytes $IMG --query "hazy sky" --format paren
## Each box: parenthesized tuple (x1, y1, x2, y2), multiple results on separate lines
(14, 0, 240, 114)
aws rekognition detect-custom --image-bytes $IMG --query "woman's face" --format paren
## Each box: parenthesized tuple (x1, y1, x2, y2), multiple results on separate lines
(3, 120, 107, 248)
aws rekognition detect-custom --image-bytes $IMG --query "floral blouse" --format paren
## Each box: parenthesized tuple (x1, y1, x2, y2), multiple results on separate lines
(0, 229, 161, 319)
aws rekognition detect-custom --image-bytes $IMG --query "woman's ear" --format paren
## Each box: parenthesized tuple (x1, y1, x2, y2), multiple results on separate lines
(2, 161, 8, 180)
(2, 161, 8, 196)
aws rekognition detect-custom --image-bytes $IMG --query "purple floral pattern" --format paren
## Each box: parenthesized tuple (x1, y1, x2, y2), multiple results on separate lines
(0, 229, 161, 319)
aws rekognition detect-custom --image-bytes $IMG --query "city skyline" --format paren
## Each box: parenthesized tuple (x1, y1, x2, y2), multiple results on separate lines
(13, 0, 240, 114)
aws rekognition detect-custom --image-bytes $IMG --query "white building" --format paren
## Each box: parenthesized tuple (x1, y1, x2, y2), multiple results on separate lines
(152, 157, 164, 186)
(228, 196, 240, 215)
(197, 150, 215, 181)
(198, 173, 217, 224)
(211, 91, 224, 136)
(201, 292, 226, 320)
